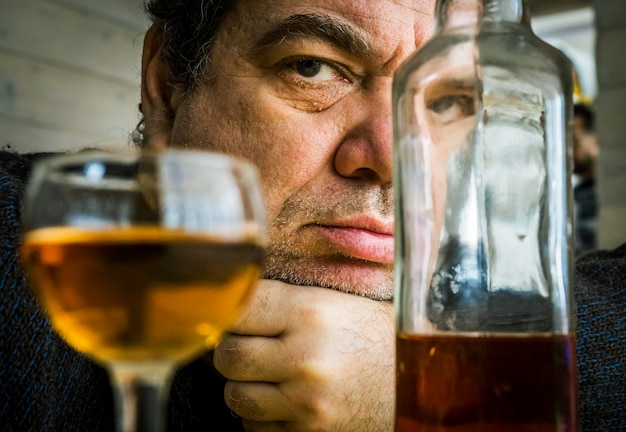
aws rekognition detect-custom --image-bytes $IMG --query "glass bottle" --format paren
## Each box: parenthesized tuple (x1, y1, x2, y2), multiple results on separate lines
(392, 0, 578, 430)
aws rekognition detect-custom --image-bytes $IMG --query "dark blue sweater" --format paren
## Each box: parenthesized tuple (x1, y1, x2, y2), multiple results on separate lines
(1, 151, 624, 431)
(575, 244, 626, 431)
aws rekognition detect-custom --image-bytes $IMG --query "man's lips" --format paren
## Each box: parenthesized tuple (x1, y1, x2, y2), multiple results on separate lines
(312, 220, 394, 264)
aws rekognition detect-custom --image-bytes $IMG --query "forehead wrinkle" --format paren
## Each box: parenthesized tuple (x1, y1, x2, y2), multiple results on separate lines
(250, 12, 375, 61)
(388, 0, 435, 14)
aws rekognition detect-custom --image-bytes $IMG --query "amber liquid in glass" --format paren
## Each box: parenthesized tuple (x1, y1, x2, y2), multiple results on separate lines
(395, 333, 578, 432)
(21, 226, 264, 364)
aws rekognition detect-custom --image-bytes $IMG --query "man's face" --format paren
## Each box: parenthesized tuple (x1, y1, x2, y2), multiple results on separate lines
(152, 0, 435, 300)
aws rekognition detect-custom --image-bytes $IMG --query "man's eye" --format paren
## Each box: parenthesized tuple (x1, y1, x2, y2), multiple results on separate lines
(296, 59, 323, 78)
(283, 57, 343, 83)
(427, 94, 476, 124)
(274, 56, 355, 112)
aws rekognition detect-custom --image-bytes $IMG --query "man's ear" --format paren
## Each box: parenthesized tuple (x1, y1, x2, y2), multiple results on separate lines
(140, 25, 183, 149)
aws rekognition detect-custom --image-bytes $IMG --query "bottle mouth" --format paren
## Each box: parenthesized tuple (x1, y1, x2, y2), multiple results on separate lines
(434, 0, 528, 31)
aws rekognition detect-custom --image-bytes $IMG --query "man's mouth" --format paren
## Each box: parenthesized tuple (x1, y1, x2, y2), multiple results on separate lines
(311, 217, 394, 264)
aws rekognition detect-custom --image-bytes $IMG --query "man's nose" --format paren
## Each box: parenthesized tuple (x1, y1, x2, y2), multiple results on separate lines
(333, 78, 393, 183)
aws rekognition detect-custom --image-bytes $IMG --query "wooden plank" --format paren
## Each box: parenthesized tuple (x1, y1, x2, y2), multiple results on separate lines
(0, 115, 137, 155)
(597, 147, 626, 205)
(595, 87, 626, 147)
(596, 28, 626, 87)
(47, 0, 148, 31)
(528, 0, 592, 17)
(0, 0, 144, 84)
(0, 49, 141, 144)
(598, 207, 626, 250)
(594, 0, 626, 29)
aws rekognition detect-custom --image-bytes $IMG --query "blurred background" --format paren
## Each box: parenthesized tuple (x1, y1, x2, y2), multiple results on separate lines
(0, 0, 623, 251)
(0, 0, 147, 155)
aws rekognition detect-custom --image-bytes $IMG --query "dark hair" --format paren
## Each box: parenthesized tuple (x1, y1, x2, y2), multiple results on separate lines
(574, 103, 595, 133)
(133, 0, 237, 145)
(144, 0, 237, 90)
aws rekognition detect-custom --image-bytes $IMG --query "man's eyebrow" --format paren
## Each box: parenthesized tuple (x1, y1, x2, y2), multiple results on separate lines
(423, 79, 476, 93)
(251, 13, 373, 60)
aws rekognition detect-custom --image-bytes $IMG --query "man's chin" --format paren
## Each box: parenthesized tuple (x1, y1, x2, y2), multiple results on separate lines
(262, 256, 394, 301)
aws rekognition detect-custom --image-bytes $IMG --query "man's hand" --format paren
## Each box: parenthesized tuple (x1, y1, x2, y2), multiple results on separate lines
(213, 279, 395, 431)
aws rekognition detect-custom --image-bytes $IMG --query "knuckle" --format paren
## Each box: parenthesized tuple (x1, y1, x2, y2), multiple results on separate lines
(213, 335, 242, 374)
(223, 381, 265, 421)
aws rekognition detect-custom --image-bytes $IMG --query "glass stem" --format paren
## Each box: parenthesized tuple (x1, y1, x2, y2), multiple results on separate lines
(109, 363, 173, 432)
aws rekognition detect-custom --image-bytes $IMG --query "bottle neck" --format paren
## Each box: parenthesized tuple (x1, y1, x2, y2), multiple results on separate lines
(434, 0, 530, 31)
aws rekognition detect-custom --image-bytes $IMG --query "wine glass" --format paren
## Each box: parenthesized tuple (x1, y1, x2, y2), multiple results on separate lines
(20, 149, 266, 431)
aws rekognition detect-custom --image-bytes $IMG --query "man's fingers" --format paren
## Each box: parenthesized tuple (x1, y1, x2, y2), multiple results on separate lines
(214, 333, 290, 382)
(228, 280, 291, 335)
(224, 381, 297, 422)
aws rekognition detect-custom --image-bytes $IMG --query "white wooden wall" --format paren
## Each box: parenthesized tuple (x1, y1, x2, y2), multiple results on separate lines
(0, 0, 148, 155)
